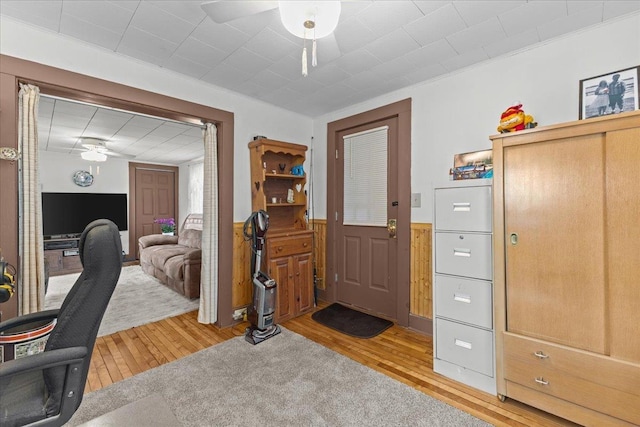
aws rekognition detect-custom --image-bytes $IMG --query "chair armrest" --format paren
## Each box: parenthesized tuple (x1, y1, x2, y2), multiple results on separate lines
(0, 309, 59, 333)
(138, 234, 178, 249)
(183, 249, 202, 262)
(0, 346, 87, 379)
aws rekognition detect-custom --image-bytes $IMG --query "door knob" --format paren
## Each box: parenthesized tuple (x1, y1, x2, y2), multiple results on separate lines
(387, 219, 397, 238)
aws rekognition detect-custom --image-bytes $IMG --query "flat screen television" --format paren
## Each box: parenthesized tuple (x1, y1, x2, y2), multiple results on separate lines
(42, 192, 128, 238)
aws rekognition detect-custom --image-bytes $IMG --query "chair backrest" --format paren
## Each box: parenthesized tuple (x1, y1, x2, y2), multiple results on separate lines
(178, 213, 203, 249)
(43, 219, 123, 415)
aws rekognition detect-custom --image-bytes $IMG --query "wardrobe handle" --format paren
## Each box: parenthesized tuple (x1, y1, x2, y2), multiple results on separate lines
(534, 351, 549, 359)
(534, 377, 549, 386)
(510, 233, 519, 245)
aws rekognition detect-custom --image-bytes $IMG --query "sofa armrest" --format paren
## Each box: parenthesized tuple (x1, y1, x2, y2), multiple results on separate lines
(138, 234, 179, 249)
(183, 248, 202, 262)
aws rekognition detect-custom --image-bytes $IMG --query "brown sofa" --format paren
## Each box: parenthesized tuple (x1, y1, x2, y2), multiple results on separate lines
(138, 214, 203, 299)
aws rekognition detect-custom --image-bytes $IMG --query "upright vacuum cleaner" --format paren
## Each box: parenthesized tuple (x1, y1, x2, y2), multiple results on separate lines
(243, 210, 281, 345)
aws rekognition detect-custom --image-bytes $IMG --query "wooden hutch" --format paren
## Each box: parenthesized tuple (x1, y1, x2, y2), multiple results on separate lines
(248, 138, 314, 323)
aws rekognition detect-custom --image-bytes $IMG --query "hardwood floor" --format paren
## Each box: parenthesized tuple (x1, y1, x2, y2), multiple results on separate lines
(87, 307, 577, 427)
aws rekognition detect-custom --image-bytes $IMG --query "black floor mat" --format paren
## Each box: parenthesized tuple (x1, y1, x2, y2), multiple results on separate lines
(311, 303, 393, 338)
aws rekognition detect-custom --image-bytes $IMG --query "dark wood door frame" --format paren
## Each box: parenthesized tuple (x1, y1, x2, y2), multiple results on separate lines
(0, 54, 235, 326)
(324, 99, 412, 327)
(128, 162, 179, 260)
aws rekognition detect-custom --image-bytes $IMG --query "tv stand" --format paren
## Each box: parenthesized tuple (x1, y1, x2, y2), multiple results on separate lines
(44, 237, 82, 276)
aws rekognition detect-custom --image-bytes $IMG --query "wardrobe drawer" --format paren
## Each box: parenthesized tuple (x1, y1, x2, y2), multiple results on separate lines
(435, 232, 492, 280)
(503, 333, 640, 424)
(435, 275, 492, 329)
(435, 186, 492, 232)
(268, 234, 312, 258)
(435, 319, 493, 377)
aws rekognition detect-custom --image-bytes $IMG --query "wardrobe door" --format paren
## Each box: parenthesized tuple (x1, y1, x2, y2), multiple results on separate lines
(503, 135, 606, 354)
(606, 128, 640, 363)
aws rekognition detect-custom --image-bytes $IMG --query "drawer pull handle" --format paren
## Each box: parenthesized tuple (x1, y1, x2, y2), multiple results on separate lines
(452, 202, 471, 212)
(303, 242, 308, 247)
(453, 248, 471, 257)
(277, 246, 283, 252)
(454, 339, 472, 350)
(453, 293, 471, 304)
(534, 377, 549, 386)
(534, 351, 549, 359)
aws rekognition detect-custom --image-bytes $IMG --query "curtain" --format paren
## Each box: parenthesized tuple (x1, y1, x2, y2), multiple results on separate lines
(198, 123, 218, 324)
(18, 83, 45, 314)
(188, 162, 204, 214)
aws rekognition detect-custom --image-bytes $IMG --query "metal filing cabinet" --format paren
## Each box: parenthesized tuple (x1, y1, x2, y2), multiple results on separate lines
(433, 179, 496, 395)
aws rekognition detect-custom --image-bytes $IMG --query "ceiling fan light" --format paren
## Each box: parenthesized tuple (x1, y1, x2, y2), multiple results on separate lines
(81, 150, 107, 162)
(279, 1, 341, 39)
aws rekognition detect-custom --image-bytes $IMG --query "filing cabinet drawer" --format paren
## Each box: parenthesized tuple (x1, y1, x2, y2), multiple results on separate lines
(435, 318, 494, 377)
(435, 232, 492, 280)
(435, 186, 492, 232)
(435, 274, 492, 329)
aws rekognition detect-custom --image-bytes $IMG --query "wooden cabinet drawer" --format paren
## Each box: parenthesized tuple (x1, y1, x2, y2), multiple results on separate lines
(435, 274, 492, 329)
(268, 234, 312, 259)
(435, 232, 492, 280)
(504, 333, 640, 425)
(435, 185, 492, 232)
(435, 318, 493, 377)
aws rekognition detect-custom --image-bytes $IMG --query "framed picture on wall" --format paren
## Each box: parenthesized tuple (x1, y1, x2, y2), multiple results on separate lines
(579, 66, 639, 119)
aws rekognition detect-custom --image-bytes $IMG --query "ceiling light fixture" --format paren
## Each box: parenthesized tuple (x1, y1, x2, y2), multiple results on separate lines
(279, 1, 341, 76)
(81, 150, 107, 162)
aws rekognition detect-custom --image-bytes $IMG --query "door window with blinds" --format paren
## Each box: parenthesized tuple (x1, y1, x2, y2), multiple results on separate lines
(343, 126, 388, 226)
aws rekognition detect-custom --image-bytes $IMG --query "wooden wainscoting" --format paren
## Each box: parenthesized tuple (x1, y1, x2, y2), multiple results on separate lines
(231, 220, 432, 323)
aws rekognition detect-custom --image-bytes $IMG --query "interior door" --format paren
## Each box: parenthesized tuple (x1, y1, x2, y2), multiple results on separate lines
(132, 165, 178, 258)
(335, 118, 398, 318)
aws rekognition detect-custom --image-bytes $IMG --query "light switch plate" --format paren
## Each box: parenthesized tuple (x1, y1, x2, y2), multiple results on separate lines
(411, 192, 421, 208)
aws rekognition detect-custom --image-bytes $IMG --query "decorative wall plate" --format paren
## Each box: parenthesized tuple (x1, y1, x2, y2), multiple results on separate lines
(73, 170, 94, 187)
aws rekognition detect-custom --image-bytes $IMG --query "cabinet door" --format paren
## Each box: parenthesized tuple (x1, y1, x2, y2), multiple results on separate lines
(504, 135, 606, 353)
(44, 251, 63, 272)
(294, 252, 313, 314)
(269, 257, 295, 323)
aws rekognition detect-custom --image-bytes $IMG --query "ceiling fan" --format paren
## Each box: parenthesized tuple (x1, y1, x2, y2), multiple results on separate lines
(75, 137, 134, 162)
(201, 1, 342, 75)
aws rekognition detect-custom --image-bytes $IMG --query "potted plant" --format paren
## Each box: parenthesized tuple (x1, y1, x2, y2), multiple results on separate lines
(154, 218, 176, 235)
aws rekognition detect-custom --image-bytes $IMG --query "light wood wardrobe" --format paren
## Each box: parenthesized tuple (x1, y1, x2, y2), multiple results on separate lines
(491, 110, 640, 426)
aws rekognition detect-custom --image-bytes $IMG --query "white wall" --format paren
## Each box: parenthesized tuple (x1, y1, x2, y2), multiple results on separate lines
(0, 17, 314, 223)
(311, 13, 640, 223)
(39, 151, 131, 251)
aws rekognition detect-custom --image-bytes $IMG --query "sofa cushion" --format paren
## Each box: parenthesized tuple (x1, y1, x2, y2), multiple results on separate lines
(178, 228, 201, 249)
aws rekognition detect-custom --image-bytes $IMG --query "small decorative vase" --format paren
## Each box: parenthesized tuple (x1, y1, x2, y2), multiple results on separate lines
(162, 232, 174, 236)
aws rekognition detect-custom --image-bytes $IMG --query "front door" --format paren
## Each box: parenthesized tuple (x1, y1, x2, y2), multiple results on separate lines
(130, 163, 178, 258)
(335, 117, 398, 319)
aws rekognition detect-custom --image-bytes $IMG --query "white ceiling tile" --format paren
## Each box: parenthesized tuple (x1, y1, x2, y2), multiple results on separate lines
(483, 28, 540, 58)
(342, 70, 384, 92)
(333, 16, 376, 53)
(258, 87, 302, 106)
(114, 125, 152, 139)
(357, 1, 424, 38)
(537, 5, 603, 41)
(453, 1, 525, 26)
(404, 63, 448, 84)
(225, 9, 278, 37)
(567, 1, 604, 15)
(370, 55, 414, 79)
(201, 63, 253, 87)
(339, 1, 374, 21)
(334, 50, 382, 75)
(603, 0, 640, 19)
(403, 3, 467, 46)
(412, 1, 451, 16)
(118, 26, 179, 62)
(499, 1, 568, 36)
(128, 115, 164, 130)
(191, 20, 251, 54)
(441, 49, 489, 72)
(402, 39, 458, 68)
(53, 101, 96, 118)
(0, 1, 62, 31)
(244, 28, 298, 61)
(287, 77, 325, 95)
(307, 64, 351, 86)
(223, 48, 274, 73)
(366, 28, 421, 62)
(315, 34, 344, 64)
(162, 55, 210, 79)
(446, 17, 506, 54)
(109, 1, 140, 12)
(172, 37, 228, 68)
(268, 54, 306, 81)
(129, 1, 196, 45)
(147, 1, 207, 25)
(61, 0, 134, 34)
(250, 69, 290, 92)
(59, 14, 122, 51)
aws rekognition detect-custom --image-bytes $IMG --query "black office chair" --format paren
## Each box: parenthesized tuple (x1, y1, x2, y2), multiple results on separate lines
(0, 219, 122, 427)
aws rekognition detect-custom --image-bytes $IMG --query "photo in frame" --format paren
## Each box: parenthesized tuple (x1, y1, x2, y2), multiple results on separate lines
(450, 149, 493, 180)
(579, 66, 639, 119)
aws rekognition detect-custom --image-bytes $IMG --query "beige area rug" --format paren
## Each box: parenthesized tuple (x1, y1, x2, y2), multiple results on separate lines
(67, 328, 490, 427)
(45, 265, 200, 336)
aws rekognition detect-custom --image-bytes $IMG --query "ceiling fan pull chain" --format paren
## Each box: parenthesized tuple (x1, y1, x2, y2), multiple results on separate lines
(302, 30, 308, 77)
(312, 38, 317, 67)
